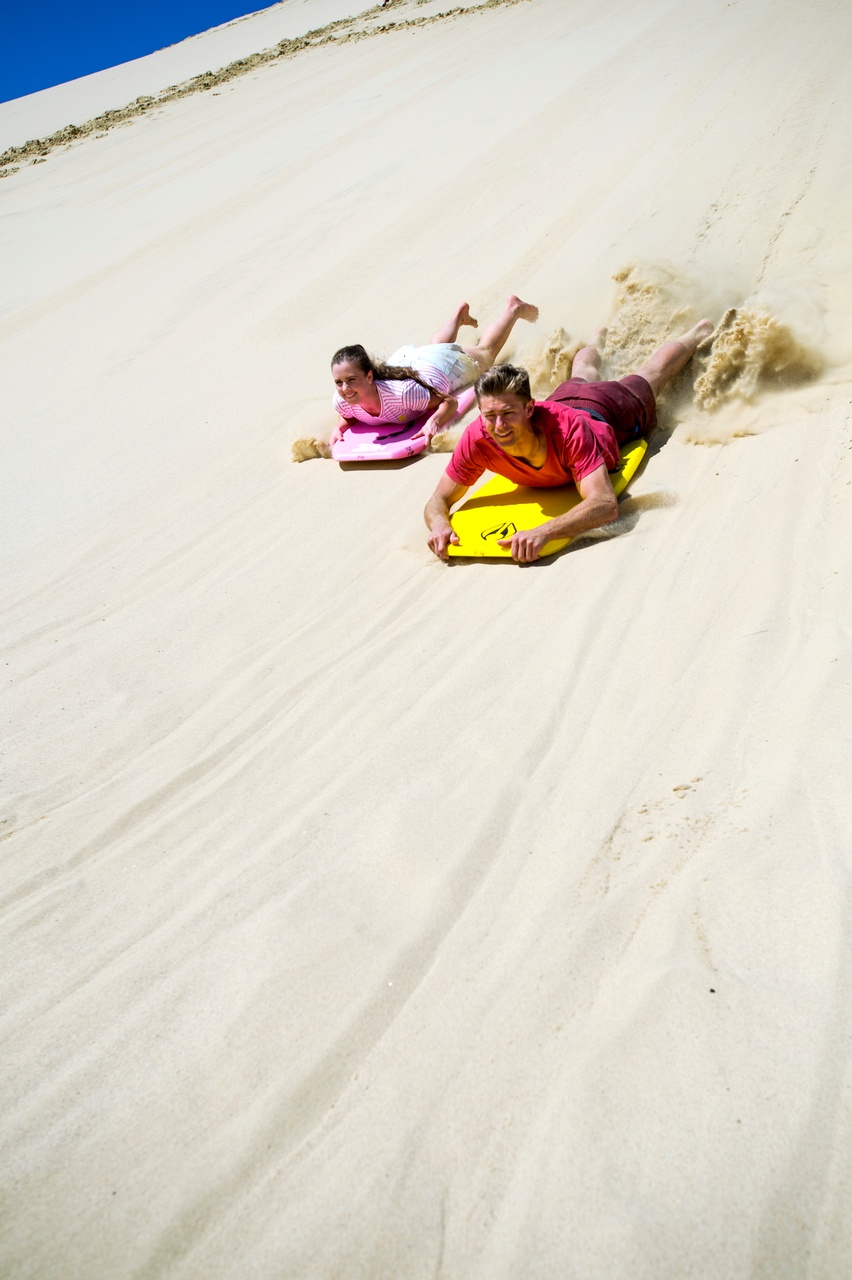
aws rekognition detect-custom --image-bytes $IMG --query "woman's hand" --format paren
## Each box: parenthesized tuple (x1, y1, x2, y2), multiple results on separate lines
(411, 417, 440, 446)
(412, 396, 458, 446)
(329, 418, 350, 447)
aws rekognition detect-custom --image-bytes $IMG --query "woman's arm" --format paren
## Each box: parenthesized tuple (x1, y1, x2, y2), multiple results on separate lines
(412, 392, 459, 444)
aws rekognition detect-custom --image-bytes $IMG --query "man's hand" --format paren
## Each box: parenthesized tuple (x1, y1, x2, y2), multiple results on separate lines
(427, 523, 460, 560)
(498, 527, 549, 562)
(424, 473, 469, 560)
(497, 466, 620, 561)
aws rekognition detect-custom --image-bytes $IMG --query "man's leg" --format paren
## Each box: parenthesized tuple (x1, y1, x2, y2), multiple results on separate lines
(430, 302, 478, 345)
(570, 327, 608, 382)
(633, 319, 713, 397)
(462, 294, 539, 373)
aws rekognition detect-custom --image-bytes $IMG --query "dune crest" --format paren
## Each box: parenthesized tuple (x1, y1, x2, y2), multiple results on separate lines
(0, 0, 530, 177)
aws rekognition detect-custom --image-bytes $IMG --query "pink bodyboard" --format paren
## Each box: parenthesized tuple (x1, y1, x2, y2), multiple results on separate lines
(331, 387, 477, 462)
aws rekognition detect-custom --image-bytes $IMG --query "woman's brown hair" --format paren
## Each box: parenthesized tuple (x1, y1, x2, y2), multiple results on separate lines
(331, 344, 450, 402)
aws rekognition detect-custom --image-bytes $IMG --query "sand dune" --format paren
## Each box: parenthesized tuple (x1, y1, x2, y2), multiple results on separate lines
(2, 0, 852, 1275)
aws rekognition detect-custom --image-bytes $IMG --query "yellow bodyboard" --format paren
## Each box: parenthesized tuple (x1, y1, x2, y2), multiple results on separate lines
(447, 438, 648, 559)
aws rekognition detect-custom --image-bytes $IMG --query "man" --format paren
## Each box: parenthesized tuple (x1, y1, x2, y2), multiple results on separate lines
(424, 319, 713, 562)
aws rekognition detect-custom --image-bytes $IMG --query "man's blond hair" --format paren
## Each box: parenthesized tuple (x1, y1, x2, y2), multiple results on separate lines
(475, 363, 533, 403)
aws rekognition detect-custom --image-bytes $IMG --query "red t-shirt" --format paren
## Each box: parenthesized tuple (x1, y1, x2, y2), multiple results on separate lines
(446, 401, 620, 489)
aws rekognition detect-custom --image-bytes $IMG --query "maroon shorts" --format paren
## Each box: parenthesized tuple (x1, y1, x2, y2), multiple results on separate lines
(546, 374, 657, 444)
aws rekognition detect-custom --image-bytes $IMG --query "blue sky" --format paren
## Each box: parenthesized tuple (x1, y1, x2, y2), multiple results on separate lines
(1, 1, 281, 104)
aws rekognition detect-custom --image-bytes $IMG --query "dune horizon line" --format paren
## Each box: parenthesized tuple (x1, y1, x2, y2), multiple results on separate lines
(0, 0, 528, 178)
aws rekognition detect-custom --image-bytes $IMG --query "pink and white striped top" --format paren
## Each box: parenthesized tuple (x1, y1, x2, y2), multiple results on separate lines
(333, 359, 453, 425)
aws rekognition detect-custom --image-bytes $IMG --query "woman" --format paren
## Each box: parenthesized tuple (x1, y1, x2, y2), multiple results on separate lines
(330, 295, 538, 446)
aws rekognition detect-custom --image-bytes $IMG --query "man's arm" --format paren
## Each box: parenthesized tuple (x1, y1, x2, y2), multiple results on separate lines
(424, 472, 470, 559)
(498, 463, 619, 562)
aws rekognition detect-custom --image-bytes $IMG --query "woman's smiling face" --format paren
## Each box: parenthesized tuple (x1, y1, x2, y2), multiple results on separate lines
(333, 359, 374, 407)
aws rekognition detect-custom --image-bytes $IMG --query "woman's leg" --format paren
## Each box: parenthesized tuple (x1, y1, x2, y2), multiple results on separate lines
(430, 301, 478, 345)
(461, 294, 539, 373)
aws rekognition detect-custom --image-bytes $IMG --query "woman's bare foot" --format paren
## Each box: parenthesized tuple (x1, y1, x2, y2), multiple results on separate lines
(463, 293, 540, 369)
(431, 301, 479, 345)
(507, 294, 539, 323)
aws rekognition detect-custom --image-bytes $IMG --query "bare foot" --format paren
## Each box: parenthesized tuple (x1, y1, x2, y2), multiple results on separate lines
(507, 294, 539, 323)
(702, 308, 737, 348)
(677, 318, 714, 353)
(594, 325, 608, 351)
(455, 301, 478, 329)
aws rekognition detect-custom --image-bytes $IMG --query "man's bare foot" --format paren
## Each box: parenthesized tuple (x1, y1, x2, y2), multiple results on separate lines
(701, 308, 736, 349)
(677, 318, 714, 353)
(454, 301, 478, 329)
(507, 294, 539, 323)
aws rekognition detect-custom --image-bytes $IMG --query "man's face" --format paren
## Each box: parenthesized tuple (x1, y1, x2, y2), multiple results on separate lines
(333, 359, 374, 407)
(479, 391, 535, 455)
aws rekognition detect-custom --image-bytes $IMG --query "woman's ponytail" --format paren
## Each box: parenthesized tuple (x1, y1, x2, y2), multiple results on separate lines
(331, 344, 450, 403)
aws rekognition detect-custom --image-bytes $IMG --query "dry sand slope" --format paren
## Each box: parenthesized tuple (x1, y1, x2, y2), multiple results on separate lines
(2, 0, 852, 1275)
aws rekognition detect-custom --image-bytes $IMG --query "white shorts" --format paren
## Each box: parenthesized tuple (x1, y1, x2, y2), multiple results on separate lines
(386, 343, 480, 394)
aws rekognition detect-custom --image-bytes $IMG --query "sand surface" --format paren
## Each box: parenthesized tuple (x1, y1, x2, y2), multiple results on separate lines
(2, 0, 852, 1275)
